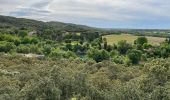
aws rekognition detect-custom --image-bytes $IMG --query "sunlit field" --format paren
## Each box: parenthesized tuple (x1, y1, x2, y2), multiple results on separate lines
(103, 34, 166, 45)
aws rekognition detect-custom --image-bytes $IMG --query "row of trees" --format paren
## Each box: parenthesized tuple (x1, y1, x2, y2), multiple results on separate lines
(87, 36, 170, 65)
(1, 31, 170, 66)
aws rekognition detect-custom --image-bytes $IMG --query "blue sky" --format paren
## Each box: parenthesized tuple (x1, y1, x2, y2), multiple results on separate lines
(0, 0, 170, 29)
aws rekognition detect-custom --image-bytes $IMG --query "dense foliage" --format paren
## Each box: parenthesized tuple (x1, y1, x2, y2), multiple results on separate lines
(0, 54, 169, 100)
(0, 15, 170, 100)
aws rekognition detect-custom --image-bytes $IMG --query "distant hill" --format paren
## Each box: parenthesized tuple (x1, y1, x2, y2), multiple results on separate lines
(0, 15, 98, 33)
(0, 15, 169, 36)
(0, 15, 45, 30)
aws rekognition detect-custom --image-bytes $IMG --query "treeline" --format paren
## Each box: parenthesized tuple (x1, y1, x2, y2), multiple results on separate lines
(0, 30, 100, 58)
(87, 36, 170, 65)
(1, 31, 170, 66)
(0, 15, 102, 36)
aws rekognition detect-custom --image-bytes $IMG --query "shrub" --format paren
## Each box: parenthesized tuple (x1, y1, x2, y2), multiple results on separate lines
(21, 37, 31, 44)
(87, 48, 110, 62)
(127, 49, 142, 64)
(50, 49, 76, 59)
(134, 37, 148, 45)
(117, 40, 132, 54)
(0, 34, 21, 45)
(30, 45, 42, 54)
(43, 45, 52, 55)
(18, 30, 28, 37)
(17, 45, 30, 54)
(0, 41, 16, 53)
(30, 37, 39, 44)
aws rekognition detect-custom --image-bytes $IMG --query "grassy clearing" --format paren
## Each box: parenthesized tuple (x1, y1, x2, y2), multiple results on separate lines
(103, 34, 166, 45)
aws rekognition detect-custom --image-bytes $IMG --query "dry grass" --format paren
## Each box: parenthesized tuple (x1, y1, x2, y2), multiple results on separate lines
(103, 34, 166, 45)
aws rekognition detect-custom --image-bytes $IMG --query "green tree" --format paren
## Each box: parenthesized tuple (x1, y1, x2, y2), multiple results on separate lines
(117, 40, 132, 54)
(17, 45, 30, 54)
(0, 41, 16, 53)
(134, 37, 148, 45)
(43, 45, 52, 55)
(18, 30, 28, 37)
(87, 48, 110, 62)
(30, 45, 42, 54)
(160, 43, 170, 58)
(127, 49, 142, 64)
(21, 37, 31, 44)
(65, 43, 73, 51)
(30, 37, 39, 44)
(143, 43, 152, 49)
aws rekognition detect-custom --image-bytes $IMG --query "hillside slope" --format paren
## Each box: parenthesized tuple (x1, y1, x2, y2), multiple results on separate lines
(0, 15, 98, 32)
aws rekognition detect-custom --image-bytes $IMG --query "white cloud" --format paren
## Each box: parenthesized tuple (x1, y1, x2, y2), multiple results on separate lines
(0, 0, 170, 28)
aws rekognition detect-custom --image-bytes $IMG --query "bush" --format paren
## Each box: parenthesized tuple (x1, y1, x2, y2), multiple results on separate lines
(0, 41, 16, 53)
(127, 49, 142, 64)
(21, 37, 31, 44)
(50, 49, 76, 59)
(43, 45, 52, 55)
(30, 45, 42, 54)
(112, 56, 124, 64)
(18, 30, 28, 37)
(65, 43, 73, 51)
(17, 45, 30, 54)
(160, 43, 170, 58)
(63, 51, 77, 58)
(0, 34, 21, 45)
(143, 43, 152, 49)
(117, 40, 132, 54)
(30, 37, 39, 44)
(87, 48, 110, 62)
(134, 37, 148, 45)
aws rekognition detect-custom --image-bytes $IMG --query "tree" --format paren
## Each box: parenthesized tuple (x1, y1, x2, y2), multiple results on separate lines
(30, 45, 42, 54)
(21, 37, 31, 44)
(165, 37, 170, 44)
(43, 45, 52, 55)
(0, 41, 16, 53)
(30, 37, 39, 44)
(87, 48, 110, 62)
(160, 43, 170, 58)
(17, 45, 30, 54)
(103, 41, 107, 50)
(73, 44, 86, 54)
(143, 43, 152, 49)
(50, 49, 76, 58)
(18, 30, 28, 37)
(0, 34, 21, 45)
(134, 37, 148, 45)
(63, 51, 77, 58)
(65, 43, 73, 51)
(127, 49, 142, 64)
(117, 40, 132, 54)
(42, 29, 54, 39)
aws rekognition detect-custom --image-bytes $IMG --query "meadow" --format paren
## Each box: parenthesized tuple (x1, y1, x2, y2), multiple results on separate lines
(103, 34, 166, 45)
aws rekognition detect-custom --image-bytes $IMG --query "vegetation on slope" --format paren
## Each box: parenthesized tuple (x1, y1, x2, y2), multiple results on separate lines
(0, 54, 169, 100)
(103, 34, 165, 45)
(0, 15, 170, 100)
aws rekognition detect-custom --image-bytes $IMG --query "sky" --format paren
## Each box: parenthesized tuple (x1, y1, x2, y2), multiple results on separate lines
(0, 0, 170, 29)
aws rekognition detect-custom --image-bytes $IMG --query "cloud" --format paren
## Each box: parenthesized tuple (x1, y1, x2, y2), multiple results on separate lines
(9, 0, 52, 17)
(0, 0, 170, 28)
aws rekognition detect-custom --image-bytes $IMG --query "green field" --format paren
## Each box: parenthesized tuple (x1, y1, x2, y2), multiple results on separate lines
(103, 34, 166, 45)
